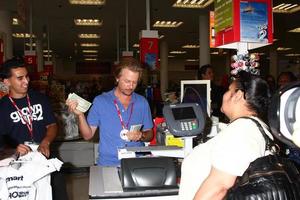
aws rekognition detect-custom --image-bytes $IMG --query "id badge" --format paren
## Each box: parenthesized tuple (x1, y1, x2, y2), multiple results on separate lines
(120, 129, 130, 141)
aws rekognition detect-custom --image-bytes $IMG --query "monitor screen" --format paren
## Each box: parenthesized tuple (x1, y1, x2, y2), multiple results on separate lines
(180, 80, 211, 116)
(172, 107, 196, 120)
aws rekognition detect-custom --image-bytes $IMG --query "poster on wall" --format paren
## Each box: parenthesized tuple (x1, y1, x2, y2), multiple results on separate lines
(240, 1, 268, 43)
(214, 0, 233, 33)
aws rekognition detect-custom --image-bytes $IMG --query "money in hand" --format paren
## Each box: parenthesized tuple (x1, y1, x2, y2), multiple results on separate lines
(67, 93, 92, 113)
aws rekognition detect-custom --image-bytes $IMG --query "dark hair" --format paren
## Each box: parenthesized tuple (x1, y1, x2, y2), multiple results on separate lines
(114, 57, 143, 80)
(277, 71, 297, 83)
(234, 71, 271, 120)
(0, 57, 26, 79)
(198, 64, 212, 79)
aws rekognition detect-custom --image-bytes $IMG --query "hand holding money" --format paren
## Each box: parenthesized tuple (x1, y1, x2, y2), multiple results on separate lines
(66, 93, 92, 114)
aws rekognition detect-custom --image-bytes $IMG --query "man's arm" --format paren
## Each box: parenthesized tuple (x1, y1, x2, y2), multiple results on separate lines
(193, 166, 237, 200)
(66, 99, 97, 140)
(77, 113, 97, 140)
(38, 123, 57, 158)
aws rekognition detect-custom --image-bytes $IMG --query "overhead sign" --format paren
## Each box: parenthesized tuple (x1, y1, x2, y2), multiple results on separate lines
(139, 30, 159, 70)
(215, 0, 273, 51)
(24, 50, 37, 73)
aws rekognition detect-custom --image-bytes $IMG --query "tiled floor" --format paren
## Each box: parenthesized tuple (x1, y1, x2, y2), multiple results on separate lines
(65, 170, 90, 200)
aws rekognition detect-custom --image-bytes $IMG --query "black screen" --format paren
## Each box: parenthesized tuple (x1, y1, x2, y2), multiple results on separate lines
(172, 107, 196, 120)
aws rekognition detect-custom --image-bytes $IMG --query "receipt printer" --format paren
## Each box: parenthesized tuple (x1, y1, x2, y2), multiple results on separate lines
(120, 157, 178, 191)
(163, 103, 205, 137)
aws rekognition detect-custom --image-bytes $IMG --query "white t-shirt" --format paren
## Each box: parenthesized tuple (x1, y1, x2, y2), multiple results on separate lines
(0, 152, 63, 200)
(178, 117, 273, 200)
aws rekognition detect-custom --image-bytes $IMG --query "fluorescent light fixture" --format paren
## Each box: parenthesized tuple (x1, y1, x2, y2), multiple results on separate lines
(153, 21, 183, 28)
(78, 33, 100, 38)
(173, 0, 214, 8)
(159, 35, 165, 39)
(43, 54, 52, 58)
(277, 47, 292, 51)
(13, 33, 36, 38)
(132, 43, 139, 48)
(25, 43, 36, 47)
(170, 50, 186, 54)
(285, 53, 300, 57)
(273, 3, 300, 13)
(43, 50, 53, 53)
(186, 59, 199, 61)
(82, 50, 98, 53)
(168, 55, 175, 58)
(211, 51, 218, 55)
(83, 54, 98, 57)
(288, 27, 300, 33)
(74, 18, 103, 26)
(12, 18, 19, 25)
(69, 0, 105, 5)
(84, 58, 98, 61)
(182, 44, 200, 48)
(80, 43, 99, 47)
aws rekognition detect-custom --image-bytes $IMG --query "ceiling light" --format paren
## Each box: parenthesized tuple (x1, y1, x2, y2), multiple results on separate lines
(277, 47, 292, 51)
(80, 43, 99, 47)
(168, 55, 175, 58)
(12, 18, 19, 25)
(133, 44, 139, 48)
(186, 59, 199, 61)
(211, 51, 218, 55)
(74, 19, 103, 26)
(173, 0, 214, 8)
(82, 50, 98, 53)
(25, 43, 36, 47)
(273, 3, 300, 13)
(153, 21, 183, 28)
(78, 33, 100, 38)
(285, 53, 300, 57)
(69, 0, 105, 5)
(159, 35, 165, 39)
(288, 27, 300, 33)
(84, 58, 98, 61)
(13, 33, 36, 38)
(83, 54, 98, 57)
(182, 44, 200, 48)
(43, 54, 52, 58)
(43, 50, 53, 53)
(170, 50, 186, 54)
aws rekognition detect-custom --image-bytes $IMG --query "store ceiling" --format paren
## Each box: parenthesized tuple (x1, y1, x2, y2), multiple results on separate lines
(1, 0, 300, 62)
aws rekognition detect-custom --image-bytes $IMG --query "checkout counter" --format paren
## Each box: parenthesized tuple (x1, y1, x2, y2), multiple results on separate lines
(88, 103, 206, 199)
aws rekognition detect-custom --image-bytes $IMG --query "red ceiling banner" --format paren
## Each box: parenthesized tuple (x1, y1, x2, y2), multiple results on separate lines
(139, 30, 159, 70)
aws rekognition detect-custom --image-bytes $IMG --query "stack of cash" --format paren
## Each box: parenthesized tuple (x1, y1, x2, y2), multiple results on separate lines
(67, 93, 92, 113)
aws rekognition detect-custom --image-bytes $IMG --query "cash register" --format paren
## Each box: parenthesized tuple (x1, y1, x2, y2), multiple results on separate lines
(89, 103, 206, 199)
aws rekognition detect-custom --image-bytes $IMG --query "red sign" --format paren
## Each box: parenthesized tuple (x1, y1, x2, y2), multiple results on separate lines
(44, 61, 53, 74)
(215, 0, 273, 50)
(24, 50, 37, 73)
(139, 30, 159, 70)
(0, 39, 3, 65)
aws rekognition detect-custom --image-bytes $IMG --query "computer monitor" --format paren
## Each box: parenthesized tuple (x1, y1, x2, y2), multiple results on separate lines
(180, 80, 211, 117)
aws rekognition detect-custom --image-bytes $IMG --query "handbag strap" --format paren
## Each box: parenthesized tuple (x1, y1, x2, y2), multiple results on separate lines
(239, 117, 276, 152)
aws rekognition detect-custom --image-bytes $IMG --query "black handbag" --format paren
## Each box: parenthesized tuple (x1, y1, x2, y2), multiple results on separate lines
(225, 117, 300, 200)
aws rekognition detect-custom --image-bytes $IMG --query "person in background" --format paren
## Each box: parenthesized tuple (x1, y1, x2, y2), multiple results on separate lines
(277, 71, 297, 89)
(198, 64, 226, 121)
(0, 57, 68, 200)
(179, 71, 272, 200)
(265, 74, 276, 95)
(66, 57, 153, 166)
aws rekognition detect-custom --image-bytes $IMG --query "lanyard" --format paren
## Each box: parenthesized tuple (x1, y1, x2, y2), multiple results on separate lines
(113, 99, 134, 130)
(8, 94, 33, 139)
